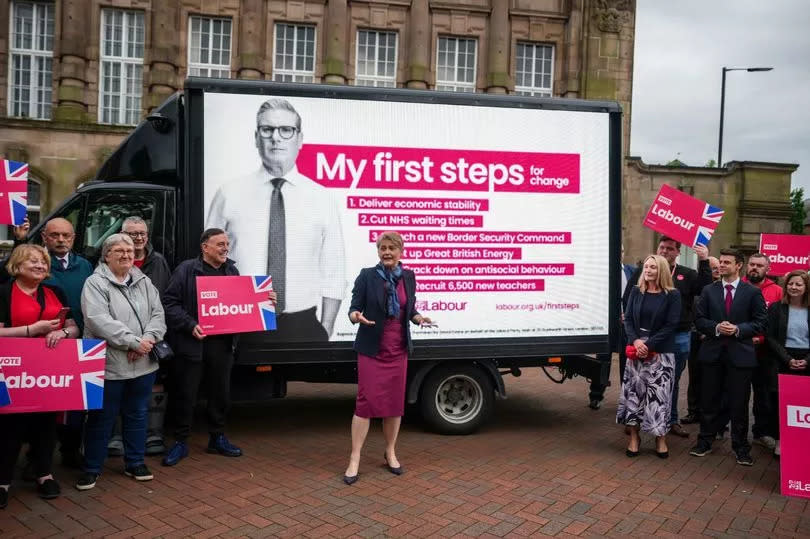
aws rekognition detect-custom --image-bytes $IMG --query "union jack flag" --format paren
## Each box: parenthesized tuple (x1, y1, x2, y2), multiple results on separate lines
(253, 276, 277, 330)
(0, 159, 28, 226)
(695, 203, 725, 246)
(77, 340, 106, 410)
(0, 370, 10, 407)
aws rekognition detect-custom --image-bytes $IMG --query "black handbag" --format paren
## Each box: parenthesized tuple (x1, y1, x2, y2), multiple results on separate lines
(115, 286, 174, 362)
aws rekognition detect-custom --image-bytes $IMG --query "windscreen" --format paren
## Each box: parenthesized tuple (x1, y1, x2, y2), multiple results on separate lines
(202, 92, 611, 343)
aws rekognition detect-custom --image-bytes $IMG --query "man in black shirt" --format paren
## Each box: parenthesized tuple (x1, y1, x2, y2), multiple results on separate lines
(623, 236, 712, 437)
(161, 229, 275, 466)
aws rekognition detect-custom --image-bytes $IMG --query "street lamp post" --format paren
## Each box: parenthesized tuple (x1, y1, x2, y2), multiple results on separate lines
(717, 66, 773, 167)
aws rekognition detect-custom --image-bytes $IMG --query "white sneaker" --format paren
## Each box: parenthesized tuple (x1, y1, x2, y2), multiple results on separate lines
(754, 435, 776, 450)
(774, 441, 781, 457)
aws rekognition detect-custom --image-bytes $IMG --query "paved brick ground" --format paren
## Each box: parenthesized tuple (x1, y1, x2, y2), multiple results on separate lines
(1, 361, 808, 538)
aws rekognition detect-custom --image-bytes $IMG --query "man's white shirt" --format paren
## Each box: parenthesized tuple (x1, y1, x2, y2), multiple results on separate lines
(206, 166, 347, 313)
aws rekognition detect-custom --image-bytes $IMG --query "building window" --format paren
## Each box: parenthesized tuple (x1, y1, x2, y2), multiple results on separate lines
(8, 1, 55, 119)
(436, 37, 477, 92)
(99, 9, 145, 125)
(188, 16, 232, 78)
(355, 30, 397, 88)
(514, 42, 554, 97)
(273, 23, 316, 83)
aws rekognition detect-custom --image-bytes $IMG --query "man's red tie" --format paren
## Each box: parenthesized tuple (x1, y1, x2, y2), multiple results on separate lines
(725, 284, 734, 316)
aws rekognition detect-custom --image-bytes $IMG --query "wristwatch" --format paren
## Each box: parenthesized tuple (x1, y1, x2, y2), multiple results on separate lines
(62, 328, 70, 338)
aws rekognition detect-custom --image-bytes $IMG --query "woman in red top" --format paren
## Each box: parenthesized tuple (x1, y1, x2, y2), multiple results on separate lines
(0, 245, 80, 509)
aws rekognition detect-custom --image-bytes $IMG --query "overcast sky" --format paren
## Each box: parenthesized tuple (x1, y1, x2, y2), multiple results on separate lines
(631, 0, 810, 193)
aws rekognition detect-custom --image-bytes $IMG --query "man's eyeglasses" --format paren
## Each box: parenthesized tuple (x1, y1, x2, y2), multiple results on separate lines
(125, 231, 147, 238)
(46, 232, 74, 240)
(257, 125, 298, 140)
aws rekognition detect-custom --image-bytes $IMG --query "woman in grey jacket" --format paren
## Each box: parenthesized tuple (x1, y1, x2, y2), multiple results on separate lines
(76, 234, 166, 491)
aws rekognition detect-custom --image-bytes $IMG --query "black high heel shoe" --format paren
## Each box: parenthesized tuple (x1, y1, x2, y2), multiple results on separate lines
(343, 474, 358, 485)
(384, 454, 403, 475)
(625, 448, 640, 458)
(655, 450, 669, 459)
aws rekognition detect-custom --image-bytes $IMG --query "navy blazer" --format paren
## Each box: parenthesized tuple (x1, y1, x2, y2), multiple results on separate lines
(694, 280, 768, 368)
(349, 266, 420, 357)
(624, 287, 682, 353)
(766, 302, 810, 371)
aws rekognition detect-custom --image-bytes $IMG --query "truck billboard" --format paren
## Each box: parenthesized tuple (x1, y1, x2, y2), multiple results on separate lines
(201, 91, 610, 343)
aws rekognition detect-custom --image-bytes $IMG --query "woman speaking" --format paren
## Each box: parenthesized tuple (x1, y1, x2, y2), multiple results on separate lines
(343, 231, 432, 484)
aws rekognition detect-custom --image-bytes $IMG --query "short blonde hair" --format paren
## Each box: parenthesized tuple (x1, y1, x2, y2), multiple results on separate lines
(5, 244, 51, 278)
(637, 254, 675, 293)
(375, 231, 404, 250)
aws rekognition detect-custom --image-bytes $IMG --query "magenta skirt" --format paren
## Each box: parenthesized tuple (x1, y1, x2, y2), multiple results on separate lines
(355, 282, 408, 418)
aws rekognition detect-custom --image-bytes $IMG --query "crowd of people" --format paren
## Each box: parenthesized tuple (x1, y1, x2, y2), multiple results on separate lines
(616, 236, 809, 465)
(0, 218, 277, 509)
(1, 219, 807, 508)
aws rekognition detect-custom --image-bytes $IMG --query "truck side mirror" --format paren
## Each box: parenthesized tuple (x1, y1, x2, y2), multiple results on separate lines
(146, 112, 174, 134)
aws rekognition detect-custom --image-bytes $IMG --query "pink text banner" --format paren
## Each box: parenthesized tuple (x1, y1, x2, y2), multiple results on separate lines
(0, 338, 105, 414)
(778, 374, 810, 499)
(297, 144, 580, 194)
(759, 233, 810, 275)
(196, 275, 276, 336)
(642, 184, 724, 247)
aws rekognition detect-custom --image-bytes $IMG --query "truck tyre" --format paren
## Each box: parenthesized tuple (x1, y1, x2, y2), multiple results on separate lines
(419, 364, 494, 435)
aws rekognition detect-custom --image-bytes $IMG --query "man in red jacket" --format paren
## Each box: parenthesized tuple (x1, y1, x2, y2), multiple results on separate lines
(743, 253, 782, 451)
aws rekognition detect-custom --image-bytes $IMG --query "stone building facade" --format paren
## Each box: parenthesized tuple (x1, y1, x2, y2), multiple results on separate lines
(0, 0, 636, 244)
(623, 157, 798, 266)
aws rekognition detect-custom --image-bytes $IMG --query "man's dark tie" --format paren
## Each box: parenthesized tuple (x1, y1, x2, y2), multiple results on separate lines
(267, 178, 286, 312)
(724, 284, 734, 316)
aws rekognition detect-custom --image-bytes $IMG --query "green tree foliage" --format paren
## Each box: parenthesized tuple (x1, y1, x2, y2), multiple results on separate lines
(790, 187, 806, 234)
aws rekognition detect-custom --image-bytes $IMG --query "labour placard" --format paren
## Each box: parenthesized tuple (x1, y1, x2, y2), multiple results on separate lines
(0, 338, 105, 414)
(0, 158, 28, 226)
(779, 374, 810, 499)
(196, 275, 276, 335)
(642, 184, 724, 247)
(759, 234, 810, 275)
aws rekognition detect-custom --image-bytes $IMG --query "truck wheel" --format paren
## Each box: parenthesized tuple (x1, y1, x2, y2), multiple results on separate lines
(420, 364, 494, 435)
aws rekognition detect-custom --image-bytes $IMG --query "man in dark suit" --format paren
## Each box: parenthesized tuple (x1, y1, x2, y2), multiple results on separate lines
(689, 248, 767, 465)
(622, 236, 712, 435)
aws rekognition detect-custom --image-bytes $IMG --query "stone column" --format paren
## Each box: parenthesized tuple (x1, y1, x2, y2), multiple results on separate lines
(485, 0, 509, 94)
(406, 0, 429, 89)
(147, 2, 180, 110)
(53, 0, 90, 122)
(236, 0, 265, 79)
(322, 0, 347, 84)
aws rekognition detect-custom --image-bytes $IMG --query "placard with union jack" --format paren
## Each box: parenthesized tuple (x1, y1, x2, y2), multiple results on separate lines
(197, 275, 277, 335)
(0, 338, 106, 414)
(0, 158, 28, 226)
(643, 184, 724, 247)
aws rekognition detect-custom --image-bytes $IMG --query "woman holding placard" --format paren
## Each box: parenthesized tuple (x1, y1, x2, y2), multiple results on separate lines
(766, 270, 810, 456)
(617, 254, 681, 458)
(343, 231, 433, 484)
(0, 245, 80, 508)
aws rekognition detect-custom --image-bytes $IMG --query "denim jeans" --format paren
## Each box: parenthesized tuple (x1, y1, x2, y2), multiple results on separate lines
(83, 371, 156, 474)
(669, 331, 691, 426)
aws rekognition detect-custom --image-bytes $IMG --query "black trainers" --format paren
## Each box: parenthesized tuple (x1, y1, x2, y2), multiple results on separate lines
(124, 464, 154, 481)
(37, 478, 61, 499)
(735, 452, 754, 466)
(75, 472, 99, 491)
(689, 442, 712, 457)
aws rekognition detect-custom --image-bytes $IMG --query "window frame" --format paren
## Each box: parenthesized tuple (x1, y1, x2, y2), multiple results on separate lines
(187, 15, 232, 78)
(7, 0, 55, 119)
(272, 23, 317, 83)
(98, 8, 145, 125)
(514, 41, 555, 97)
(435, 36, 477, 93)
(355, 29, 398, 88)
